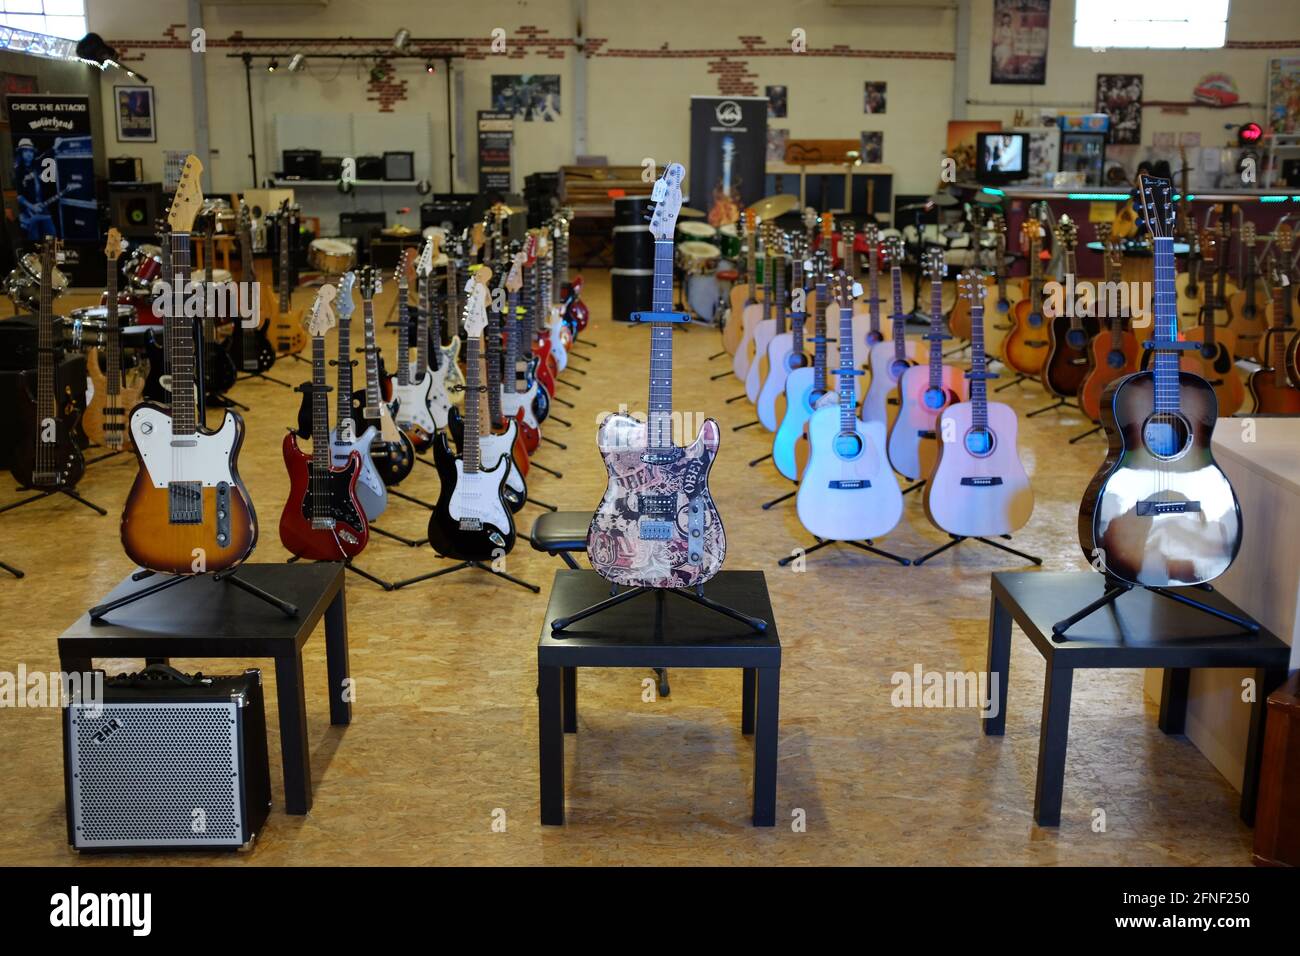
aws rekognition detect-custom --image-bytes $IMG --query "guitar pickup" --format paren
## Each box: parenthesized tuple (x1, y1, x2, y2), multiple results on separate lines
(638, 493, 676, 518)
(829, 479, 870, 489)
(640, 448, 684, 466)
(960, 477, 1003, 486)
(1136, 499, 1201, 516)
(638, 519, 674, 540)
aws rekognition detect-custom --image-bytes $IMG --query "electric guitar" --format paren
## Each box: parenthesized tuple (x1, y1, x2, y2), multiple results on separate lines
(744, 228, 781, 403)
(389, 244, 439, 449)
(544, 218, 570, 370)
(707, 135, 741, 228)
(587, 162, 726, 589)
(756, 232, 808, 432)
(279, 284, 369, 560)
(426, 268, 517, 560)
(1079, 174, 1241, 587)
(925, 269, 1033, 538)
(1002, 218, 1050, 375)
(723, 208, 760, 355)
(269, 201, 307, 355)
(522, 234, 557, 408)
(326, 270, 386, 519)
(1078, 224, 1140, 423)
(434, 234, 467, 396)
(416, 236, 457, 429)
(499, 250, 544, 449)
(1180, 226, 1245, 417)
(889, 248, 966, 481)
(1226, 221, 1268, 362)
(1248, 248, 1300, 413)
(862, 237, 918, 426)
(83, 227, 145, 452)
(10, 236, 85, 490)
(1041, 216, 1098, 398)
(356, 254, 415, 484)
(796, 269, 903, 541)
(772, 249, 831, 482)
(229, 201, 277, 375)
(120, 155, 258, 574)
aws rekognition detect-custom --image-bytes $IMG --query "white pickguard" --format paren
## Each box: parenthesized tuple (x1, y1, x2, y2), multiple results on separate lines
(130, 405, 238, 488)
(423, 363, 454, 429)
(448, 457, 512, 529)
(480, 426, 525, 496)
(500, 386, 540, 430)
(548, 308, 568, 372)
(438, 338, 465, 395)
(331, 424, 387, 519)
(796, 408, 903, 541)
(392, 375, 439, 434)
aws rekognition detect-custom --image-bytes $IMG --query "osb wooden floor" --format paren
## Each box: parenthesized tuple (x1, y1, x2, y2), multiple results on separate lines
(0, 270, 1255, 866)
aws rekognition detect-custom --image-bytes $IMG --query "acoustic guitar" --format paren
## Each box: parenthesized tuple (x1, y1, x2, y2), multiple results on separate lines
(1041, 216, 1098, 398)
(772, 249, 830, 482)
(1248, 248, 1300, 414)
(1079, 173, 1241, 587)
(756, 232, 808, 432)
(83, 227, 145, 452)
(744, 229, 782, 403)
(1078, 225, 1140, 423)
(924, 269, 1033, 538)
(1002, 219, 1050, 376)
(120, 155, 258, 575)
(732, 222, 773, 382)
(862, 237, 917, 428)
(1179, 226, 1245, 417)
(1226, 221, 1268, 362)
(1272, 225, 1300, 386)
(723, 208, 760, 355)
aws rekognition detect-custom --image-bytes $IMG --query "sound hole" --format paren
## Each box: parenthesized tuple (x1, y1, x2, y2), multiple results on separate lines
(889, 358, 910, 380)
(1143, 413, 1191, 460)
(923, 386, 947, 410)
(1027, 311, 1043, 327)
(833, 431, 864, 460)
(964, 427, 995, 457)
(1066, 328, 1087, 349)
(1107, 349, 1126, 369)
(785, 352, 807, 372)
(866, 331, 884, 346)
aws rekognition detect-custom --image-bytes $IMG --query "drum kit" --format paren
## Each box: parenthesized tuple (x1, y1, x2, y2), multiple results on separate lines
(675, 193, 800, 325)
(308, 237, 356, 275)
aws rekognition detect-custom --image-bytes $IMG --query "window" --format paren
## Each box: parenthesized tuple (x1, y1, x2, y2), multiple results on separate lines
(0, 0, 86, 42)
(1074, 0, 1229, 49)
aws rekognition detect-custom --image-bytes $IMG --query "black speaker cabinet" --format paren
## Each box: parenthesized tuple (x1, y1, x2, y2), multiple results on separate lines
(0, 332, 86, 469)
(282, 148, 322, 179)
(108, 183, 164, 239)
(383, 151, 414, 181)
(64, 668, 271, 852)
(356, 155, 384, 181)
(108, 157, 142, 182)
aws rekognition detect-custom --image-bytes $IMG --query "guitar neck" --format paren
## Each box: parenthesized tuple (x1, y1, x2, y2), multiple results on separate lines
(106, 256, 121, 396)
(395, 284, 411, 384)
(37, 245, 56, 423)
(928, 275, 944, 387)
(278, 216, 290, 311)
(1153, 237, 1181, 414)
(891, 266, 906, 357)
(168, 231, 198, 436)
(790, 260, 806, 353)
(813, 280, 828, 392)
(311, 334, 331, 478)
(774, 261, 787, 334)
(463, 336, 483, 472)
(362, 300, 382, 412)
(970, 302, 988, 430)
(417, 275, 432, 374)
(836, 288, 856, 435)
(485, 296, 504, 424)
(868, 253, 881, 334)
(337, 305, 355, 424)
(647, 238, 675, 449)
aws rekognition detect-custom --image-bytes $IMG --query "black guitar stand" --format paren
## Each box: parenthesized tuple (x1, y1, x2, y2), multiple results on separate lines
(1051, 577, 1260, 642)
(1, 485, 107, 517)
(913, 533, 1042, 567)
(550, 581, 767, 635)
(902, 479, 926, 495)
(89, 566, 299, 624)
(709, 350, 727, 361)
(749, 452, 772, 466)
(761, 483, 796, 510)
(1, 558, 23, 578)
(725, 392, 748, 403)
(286, 553, 396, 591)
(1068, 423, 1103, 444)
(369, 521, 427, 548)
(392, 556, 540, 594)
(524, 496, 558, 512)
(1027, 397, 1079, 418)
(711, 368, 733, 380)
(778, 536, 911, 567)
(541, 434, 568, 450)
(551, 393, 577, 409)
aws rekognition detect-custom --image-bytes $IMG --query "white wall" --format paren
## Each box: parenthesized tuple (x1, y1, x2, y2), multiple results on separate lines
(85, 0, 1300, 214)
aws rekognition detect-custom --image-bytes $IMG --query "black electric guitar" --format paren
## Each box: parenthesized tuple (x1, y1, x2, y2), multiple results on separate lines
(229, 201, 277, 374)
(357, 255, 416, 484)
(10, 237, 85, 491)
(426, 269, 517, 560)
(1079, 174, 1242, 587)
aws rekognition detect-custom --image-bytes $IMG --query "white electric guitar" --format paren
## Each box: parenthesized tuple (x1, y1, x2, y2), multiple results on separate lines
(416, 236, 455, 429)
(499, 250, 543, 435)
(538, 226, 569, 372)
(329, 270, 386, 519)
(389, 249, 439, 444)
(795, 269, 903, 541)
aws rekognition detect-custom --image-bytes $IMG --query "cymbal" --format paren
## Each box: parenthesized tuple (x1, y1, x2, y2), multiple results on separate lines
(748, 194, 799, 221)
(928, 191, 960, 207)
(678, 205, 706, 219)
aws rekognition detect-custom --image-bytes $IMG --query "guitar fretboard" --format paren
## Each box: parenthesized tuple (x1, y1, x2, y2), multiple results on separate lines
(485, 284, 505, 426)
(928, 273, 945, 391)
(395, 278, 411, 386)
(835, 284, 857, 436)
(812, 276, 829, 395)
(463, 334, 483, 474)
(337, 299, 355, 427)
(417, 273, 433, 375)
(970, 301, 989, 432)
(890, 266, 906, 361)
(790, 257, 806, 356)
(647, 238, 675, 450)
(1153, 236, 1181, 415)
(168, 231, 197, 437)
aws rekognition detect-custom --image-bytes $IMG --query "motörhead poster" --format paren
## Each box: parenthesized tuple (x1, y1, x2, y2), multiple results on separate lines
(6, 94, 97, 242)
(689, 96, 766, 229)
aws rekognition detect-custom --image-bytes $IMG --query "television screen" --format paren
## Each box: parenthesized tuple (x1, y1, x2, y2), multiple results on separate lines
(976, 132, 1028, 183)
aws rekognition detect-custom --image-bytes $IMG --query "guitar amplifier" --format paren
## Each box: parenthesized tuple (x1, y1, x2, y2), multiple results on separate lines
(282, 148, 322, 179)
(108, 157, 143, 182)
(383, 150, 414, 181)
(63, 666, 271, 852)
(356, 154, 384, 181)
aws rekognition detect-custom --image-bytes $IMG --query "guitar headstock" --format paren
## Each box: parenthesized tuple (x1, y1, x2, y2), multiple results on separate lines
(416, 236, 435, 278)
(1242, 221, 1257, 246)
(359, 264, 380, 300)
(830, 270, 860, 307)
(238, 201, 252, 237)
(744, 207, 757, 237)
(885, 235, 905, 266)
(1055, 215, 1078, 250)
(505, 249, 526, 294)
(304, 284, 338, 338)
(104, 227, 123, 262)
(647, 162, 685, 240)
(335, 271, 357, 322)
(924, 247, 946, 280)
(1135, 173, 1176, 241)
(802, 207, 818, 232)
(957, 269, 983, 304)
(165, 154, 205, 233)
(1095, 221, 1113, 244)
(1021, 219, 1042, 246)
(863, 222, 879, 248)
(1198, 227, 1218, 268)
(396, 248, 414, 291)
(812, 248, 829, 280)
(821, 212, 833, 245)
(1278, 223, 1294, 254)
(470, 221, 485, 257)
(462, 268, 492, 339)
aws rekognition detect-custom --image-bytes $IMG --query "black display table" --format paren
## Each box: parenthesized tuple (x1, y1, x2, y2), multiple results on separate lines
(984, 571, 1291, 827)
(538, 570, 781, 826)
(58, 563, 350, 815)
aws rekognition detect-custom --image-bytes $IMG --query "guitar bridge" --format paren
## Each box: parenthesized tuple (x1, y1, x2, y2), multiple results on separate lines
(960, 477, 1003, 486)
(829, 479, 870, 489)
(638, 520, 674, 540)
(168, 481, 203, 525)
(1136, 499, 1201, 516)
(458, 516, 483, 531)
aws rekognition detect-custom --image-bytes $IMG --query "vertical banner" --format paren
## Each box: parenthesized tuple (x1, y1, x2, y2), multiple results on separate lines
(477, 110, 514, 195)
(990, 0, 1050, 85)
(6, 93, 96, 242)
(689, 96, 767, 227)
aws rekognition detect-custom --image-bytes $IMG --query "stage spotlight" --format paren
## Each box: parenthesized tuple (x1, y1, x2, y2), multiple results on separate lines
(393, 28, 411, 52)
(268, 58, 279, 73)
(425, 59, 436, 74)
(287, 54, 305, 73)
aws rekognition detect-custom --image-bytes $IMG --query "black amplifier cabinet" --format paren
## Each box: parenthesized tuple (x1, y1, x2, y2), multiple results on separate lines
(63, 668, 271, 852)
(282, 148, 322, 179)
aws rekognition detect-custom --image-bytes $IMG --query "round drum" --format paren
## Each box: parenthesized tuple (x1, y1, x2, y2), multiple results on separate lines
(62, 315, 107, 351)
(676, 240, 720, 275)
(611, 268, 654, 323)
(677, 221, 718, 244)
(686, 274, 721, 321)
(613, 195, 651, 228)
(613, 225, 653, 271)
(5, 253, 68, 311)
(717, 224, 740, 260)
(309, 237, 356, 275)
(124, 244, 162, 291)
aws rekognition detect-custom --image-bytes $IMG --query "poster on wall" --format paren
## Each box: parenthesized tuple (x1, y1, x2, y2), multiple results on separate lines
(946, 120, 1002, 178)
(477, 110, 514, 194)
(991, 0, 1050, 85)
(1267, 57, 1300, 135)
(1096, 74, 1143, 145)
(114, 85, 155, 142)
(767, 128, 789, 164)
(490, 75, 560, 122)
(863, 82, 887, 114)
(5, 93, 97, 243)
(859, 131, 883, 163)
(689, 96, 766, 228)
(766, 85, 787, 119)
